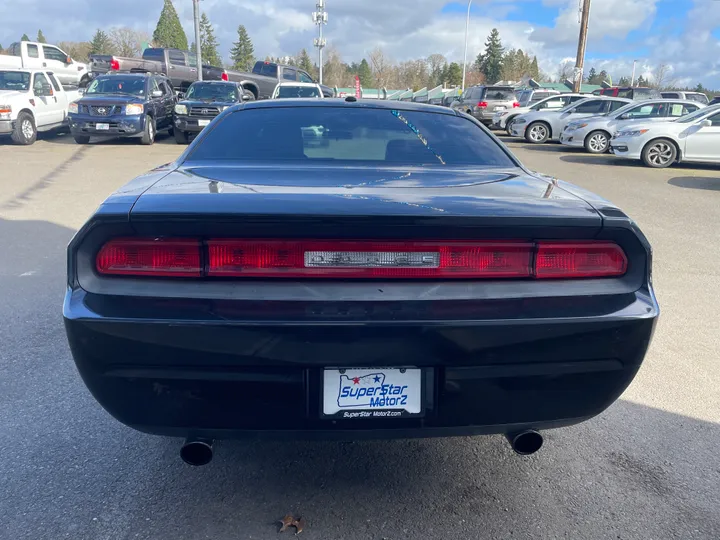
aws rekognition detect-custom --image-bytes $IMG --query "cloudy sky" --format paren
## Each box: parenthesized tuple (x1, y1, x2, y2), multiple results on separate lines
(1, 0, 719, 89)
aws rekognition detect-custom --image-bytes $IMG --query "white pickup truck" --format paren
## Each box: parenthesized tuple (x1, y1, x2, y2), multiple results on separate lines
(0, 41, 90, 87)
(0, 69, 81, 145)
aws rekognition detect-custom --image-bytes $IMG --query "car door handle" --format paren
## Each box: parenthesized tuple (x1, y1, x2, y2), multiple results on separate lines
(42, 62, 47, 67)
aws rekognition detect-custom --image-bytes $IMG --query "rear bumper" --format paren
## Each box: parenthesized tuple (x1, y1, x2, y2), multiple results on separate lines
(64, 287, 658, 440)
(69, 114, 144, 137)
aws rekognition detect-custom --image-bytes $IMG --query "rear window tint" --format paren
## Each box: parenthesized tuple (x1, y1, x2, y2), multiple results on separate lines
(485, 88, 515, 101)
(188, 107, 515, 167)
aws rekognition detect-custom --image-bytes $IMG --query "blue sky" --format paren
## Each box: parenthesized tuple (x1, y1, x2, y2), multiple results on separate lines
(1, 0, 718, 89)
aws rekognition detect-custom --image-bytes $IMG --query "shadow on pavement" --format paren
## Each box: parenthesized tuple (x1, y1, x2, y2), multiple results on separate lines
(668, 176, 720, 191)
(517, 143, 567, 153)
(560, 154, 640, 167)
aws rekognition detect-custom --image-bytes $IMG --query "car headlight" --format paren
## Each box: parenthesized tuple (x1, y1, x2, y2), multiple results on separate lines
(0, 104, 11, 120)
(68, 102, 79, 114)
(515, 118, 527, 124)
(575, 123, 588, 129)
(125, 104, 144, 116)
(616, 129, 649, 138)
(174, 104, 188, 115)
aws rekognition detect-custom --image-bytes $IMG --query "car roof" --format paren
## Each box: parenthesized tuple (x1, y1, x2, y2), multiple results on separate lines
(239, 98, 457, 115)
(275, 82, 321, 87)
(190, 80, 236, 85)
(96, 72, 158, 79)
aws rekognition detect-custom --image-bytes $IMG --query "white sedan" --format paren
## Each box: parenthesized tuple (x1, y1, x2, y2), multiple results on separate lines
(560, 99, 704, 154)
(610, 104, 720, 168)
(272, 82, 324, 99)
(510, 96, 632, 143)
(491, 93, 586, 134)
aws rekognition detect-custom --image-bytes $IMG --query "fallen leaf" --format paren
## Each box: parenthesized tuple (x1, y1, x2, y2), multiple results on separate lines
(278, 514, 305, 535)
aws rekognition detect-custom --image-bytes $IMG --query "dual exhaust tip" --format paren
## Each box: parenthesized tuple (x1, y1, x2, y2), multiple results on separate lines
(180, 430, 543, 466)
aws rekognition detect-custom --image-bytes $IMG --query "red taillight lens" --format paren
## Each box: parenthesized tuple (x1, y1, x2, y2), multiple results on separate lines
(512, 101, 520, 108)
(221, 71, 229, 81)
(207, 240, 533, 279)
(109, 58, 120, 70)
(477, 101, 488, 108)
(535, 242, 627, 279)
(96, 238, 201, 277)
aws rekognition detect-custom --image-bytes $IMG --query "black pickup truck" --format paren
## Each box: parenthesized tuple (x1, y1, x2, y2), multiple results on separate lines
(90, 48, 228, 91)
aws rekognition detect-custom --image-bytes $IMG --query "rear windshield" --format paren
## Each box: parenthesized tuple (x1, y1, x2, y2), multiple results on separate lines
(686, 93, 709, 104)
(0, 71, 30, 91)
(86, 76, 146, 96)
(485, 88, 516, 101)
(276, 86, 321, 98)
(188, 107, 515, 167)
(142, 49, 164, 60)
(253, 62, 278, 78)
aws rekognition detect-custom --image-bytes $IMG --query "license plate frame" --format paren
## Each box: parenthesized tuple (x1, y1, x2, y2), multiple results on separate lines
(197, 119, 210, 127)
(493, 106, 506, 112)
(321, 367, 425, 419)
(96, 123, 110, 131)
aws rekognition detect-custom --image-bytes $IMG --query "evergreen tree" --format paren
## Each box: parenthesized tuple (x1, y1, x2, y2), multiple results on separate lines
(598, 70, 609, 84)
(0, 45, 4, 54)
(230, 25, 255, 71)
(21, 34, 30, 42)
(636, 75, 646, 86)
(297, 48, 313, 74)
(530, 56, 539, 79)
(89, 29, 113, 56)
(153, 0, 188, 50)
(357, 59, 373, 87)
(694, 83, 705, 93)
(37, 30, 47, 44)
(199, 13, 221, 66)
(446, 62, 463, 86)
(618, 76, 630, 86)
(475, 28, 504, 84)
(586, 67, 597, 84)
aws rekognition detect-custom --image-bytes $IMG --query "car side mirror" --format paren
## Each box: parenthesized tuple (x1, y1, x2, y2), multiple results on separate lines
(176, 92, 185, 99)
(66, 56, 73, 64)
(77, 88, 86, 95)
(152, 90, 163, 98)
(241, 93, 253, 101)
(700, 119, 712, 128)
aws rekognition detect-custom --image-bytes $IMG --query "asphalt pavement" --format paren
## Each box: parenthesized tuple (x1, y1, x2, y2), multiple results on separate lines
(0, 130, 718, 540)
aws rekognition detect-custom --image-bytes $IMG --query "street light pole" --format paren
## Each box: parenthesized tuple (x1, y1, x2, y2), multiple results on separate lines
(631, 59, 638, 86)
(193, 0, 202, 81)
(461, 0, 473, 92)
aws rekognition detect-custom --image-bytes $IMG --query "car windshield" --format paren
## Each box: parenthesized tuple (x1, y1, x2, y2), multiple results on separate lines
(0, 71, 30, 91)
(85, 76, 146, 96)
(676, 104, 720, 123)
(187, 107, 516, 167)
(186, 83, 238, 102)
(276, 86, 321, 98)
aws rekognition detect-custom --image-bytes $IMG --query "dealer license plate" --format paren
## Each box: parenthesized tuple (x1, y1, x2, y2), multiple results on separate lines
(198, 119, 210, 127)
(96, 123, 109, 130)
(322, 368, 423, 418)
(494, 106, 506, 111)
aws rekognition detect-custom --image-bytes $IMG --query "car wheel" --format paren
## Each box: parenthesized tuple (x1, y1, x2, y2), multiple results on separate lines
(140, 115, 156, 145)
(167, 126, 174, 137)
(174, 129, 189, 144)
(243, 90, 255, 101)
(585, 130, 610, 154)
(505, 117, 517, 135)
(73, 135, 91, 145)
(642, 139, 677, 168)
(525, 122, 549, 144)
(11, 112, 37, 145)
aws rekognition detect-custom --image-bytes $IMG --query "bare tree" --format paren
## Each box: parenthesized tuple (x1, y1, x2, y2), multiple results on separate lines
(556, 60, 574, 83)
(57, 41, 92, 62)
(321, 46, 346, 87)
(109, 28, 150, 58)
(651, 63, 675, 89)
(369, 47, 395, 88)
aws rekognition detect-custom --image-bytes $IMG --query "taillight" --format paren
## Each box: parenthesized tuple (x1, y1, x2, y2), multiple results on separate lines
(207, 240, 533, 279)
(96, 238, 201, 277)
(512, 101, 520, 108)
(535, 242, 627, 278)
(477, 101, 488, 108)
(94, 239, 628, 280)
(221, 71, 229, 81)
(110, 58, 120, 70)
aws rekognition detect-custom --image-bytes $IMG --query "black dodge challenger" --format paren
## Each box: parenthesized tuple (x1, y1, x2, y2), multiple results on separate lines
(63, 99, 659, 465)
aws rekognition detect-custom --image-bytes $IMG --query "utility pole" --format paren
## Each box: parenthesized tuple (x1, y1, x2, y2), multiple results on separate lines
(193, 0, 202, 80)
(631, 59, 638, 86)
(461, 0, 473, 92)
(573, 0, 591, 93)
(312, 0, 328, 84)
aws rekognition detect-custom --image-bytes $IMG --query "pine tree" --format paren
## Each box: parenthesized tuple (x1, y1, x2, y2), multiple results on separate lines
(21, 34, 30, 42)
(475, 28, 504, 84)
(357, 59, 373, 87)
(636, 75, 646, 86)
(695, 83, 706, 93)
(230, 25, 255, 71)
(0, 44, 4, 54)
(199, 13, 221, 66)
(530, 56, 539, 79)
(586, 67, 598, 84)
(89, 29, 113, 56)
(297, 48, 313, 74)
(153, 0, 188, 50)
(598, 70, 609, 84)
(446, 62, 463, 86)
(37, 30, 47, 44)
(618, 76, 630, 86)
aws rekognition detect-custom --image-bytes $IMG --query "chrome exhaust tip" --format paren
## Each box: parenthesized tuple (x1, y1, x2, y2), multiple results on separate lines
(180, 438, 214, 466)
(506, 430, 543, 455)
